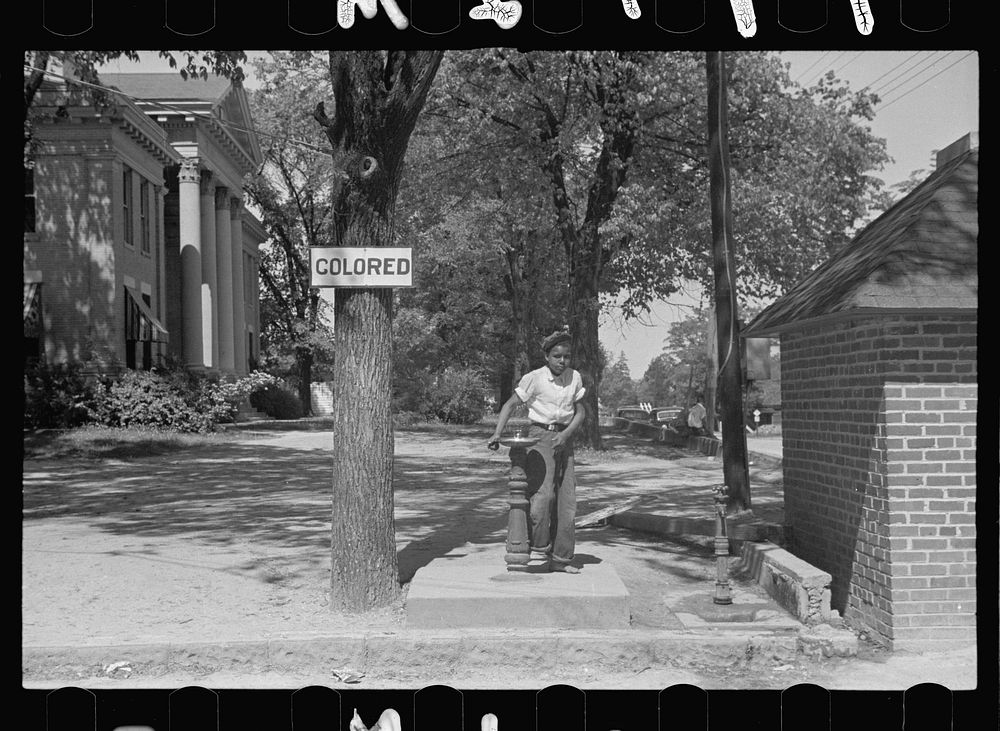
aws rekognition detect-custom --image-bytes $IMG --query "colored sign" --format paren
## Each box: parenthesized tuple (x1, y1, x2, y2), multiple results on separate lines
(310, 247, 413, 288)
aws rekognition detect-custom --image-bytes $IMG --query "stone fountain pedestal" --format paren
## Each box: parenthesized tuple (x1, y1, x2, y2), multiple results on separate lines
(405, 544, 630, 630)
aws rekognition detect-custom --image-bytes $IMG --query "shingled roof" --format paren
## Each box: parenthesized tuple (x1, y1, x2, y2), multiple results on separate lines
(99, 73, 231, 102)
(743, 146, 978, 337)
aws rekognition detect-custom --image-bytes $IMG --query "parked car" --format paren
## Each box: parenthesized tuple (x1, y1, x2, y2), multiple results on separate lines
(614, 405, 683, 424)
(614, 405, 652, 421)
(654, 406, 683, 424)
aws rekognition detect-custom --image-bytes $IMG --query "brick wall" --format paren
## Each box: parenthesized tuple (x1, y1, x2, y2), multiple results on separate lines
(27, 146, 118, 368)
(780, 313, 977, 650)
(27, 118, 171, 374)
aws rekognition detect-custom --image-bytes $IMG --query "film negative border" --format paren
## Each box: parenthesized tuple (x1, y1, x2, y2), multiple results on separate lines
(25, 0, 976, 46)
(21, 683, 996, 729)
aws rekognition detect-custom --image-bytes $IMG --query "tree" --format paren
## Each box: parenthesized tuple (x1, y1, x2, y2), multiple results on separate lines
(398, 88, 570, 405)
(600, 350, 638, 413)
(431, 50, 670, 449)
(603, 60, 893, 310)
(429, 51, 890, 450)
(888, 167, 931, 202)
(662, 307, 713, 405)
(390, 192, 516, 415)
(636, 354, 680, 406)
(311, 51, 444, 612)
(245, 52, 339, 414)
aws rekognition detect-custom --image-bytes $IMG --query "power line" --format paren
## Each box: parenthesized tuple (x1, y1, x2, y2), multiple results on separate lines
(833, 50, 866, 76)
(859, 51, 923, 92)
(871, 51, 950, 97)
(879, 52, 976, 111)
(24, 64, 335, 158)
(817, 51, 849, 78)
(791, 51, 833, 84)
(876, 51, 952, 99)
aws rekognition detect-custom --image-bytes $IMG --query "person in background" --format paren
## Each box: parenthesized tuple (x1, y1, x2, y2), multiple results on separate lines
(488, 327, 587, 574)
(687, 393, 710, 437)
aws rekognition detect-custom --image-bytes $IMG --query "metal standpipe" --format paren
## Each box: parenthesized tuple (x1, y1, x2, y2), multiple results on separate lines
(712, 483, 733, 605)
(500, 426, 538, 568)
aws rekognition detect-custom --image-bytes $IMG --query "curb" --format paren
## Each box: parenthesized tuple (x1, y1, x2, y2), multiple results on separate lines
(734, 541, 835, 626)
(747, 450, 782, 470)
(609, 511, 785, 543)
(23, 628, 803, 680)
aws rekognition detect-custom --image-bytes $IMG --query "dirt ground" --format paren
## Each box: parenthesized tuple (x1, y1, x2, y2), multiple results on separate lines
(21, 424, 980, 691)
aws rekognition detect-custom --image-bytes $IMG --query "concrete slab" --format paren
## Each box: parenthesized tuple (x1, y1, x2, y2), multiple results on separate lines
(673, 593, 773, 623)
(405, 544, 631, 629)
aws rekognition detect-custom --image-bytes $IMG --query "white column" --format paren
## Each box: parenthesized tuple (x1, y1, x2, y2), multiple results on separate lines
(199, 171, 218, 369)
(155, 183, 167, 367)
(177, 159, 203, 368)
(230, 197, 248, 375)
(214, 188, 235, 373)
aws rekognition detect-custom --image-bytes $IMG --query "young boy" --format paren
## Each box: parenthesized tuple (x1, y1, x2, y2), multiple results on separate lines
(488, 327, 587, 573)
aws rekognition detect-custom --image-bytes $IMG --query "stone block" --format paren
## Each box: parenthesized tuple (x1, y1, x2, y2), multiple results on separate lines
(405, 546, 630, 630)
(736, 541, 833, 624)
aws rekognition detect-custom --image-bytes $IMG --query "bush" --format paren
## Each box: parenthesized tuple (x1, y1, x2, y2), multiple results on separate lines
(251, 383, 303, 420)
(393, 410, 429, 428)
(423, 367, 490, 425)
(92, 370, 215, 433)
(189, 369, 278, 425)
(90, 368, 280, 433)
(23, 362, 96, 429)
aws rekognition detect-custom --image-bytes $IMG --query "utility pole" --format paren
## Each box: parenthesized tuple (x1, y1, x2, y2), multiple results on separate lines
(704, 303, 718, 432)
(705, 51, 752, 513)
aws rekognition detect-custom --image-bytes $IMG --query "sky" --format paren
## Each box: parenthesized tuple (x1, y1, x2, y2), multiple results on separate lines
(98, 50, 980, 376)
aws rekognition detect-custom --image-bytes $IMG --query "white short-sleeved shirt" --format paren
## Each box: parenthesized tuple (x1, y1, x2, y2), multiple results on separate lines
(688, 402, 707, 428)
(515, 366, 586, 426)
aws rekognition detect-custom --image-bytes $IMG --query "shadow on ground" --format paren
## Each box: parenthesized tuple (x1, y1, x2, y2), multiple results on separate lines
(23, 424, 781, 600)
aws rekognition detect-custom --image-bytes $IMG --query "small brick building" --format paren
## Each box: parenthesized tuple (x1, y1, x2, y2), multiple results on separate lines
(742, 134, 978, 650)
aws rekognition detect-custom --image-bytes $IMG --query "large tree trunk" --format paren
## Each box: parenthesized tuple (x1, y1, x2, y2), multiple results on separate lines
(317, 51, 443, 612)
(569, 253, 603, 449)
(706, 52, 751, 513)
(503, 244, 532, 386)
(329, 285, 397, 609)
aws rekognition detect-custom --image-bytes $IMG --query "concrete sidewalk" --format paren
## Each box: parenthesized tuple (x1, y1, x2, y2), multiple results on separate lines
(21, 424, 975, 690)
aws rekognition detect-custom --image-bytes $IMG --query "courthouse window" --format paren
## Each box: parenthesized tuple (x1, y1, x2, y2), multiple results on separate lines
(122, 166, 133, 247)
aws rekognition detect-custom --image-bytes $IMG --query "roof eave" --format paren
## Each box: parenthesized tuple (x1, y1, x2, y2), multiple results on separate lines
(742, 306, 978, 338)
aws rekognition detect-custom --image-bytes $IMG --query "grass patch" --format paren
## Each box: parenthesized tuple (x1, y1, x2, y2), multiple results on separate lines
(22, 425, 238, 461)
(22, 419, 653, 462)
(395, 421, 490, 437)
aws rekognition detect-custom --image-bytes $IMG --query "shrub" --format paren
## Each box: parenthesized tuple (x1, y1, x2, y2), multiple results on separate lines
(91, 370, 216, 433)
(190, 370, 278, 425)
(23, 362, 96, 429)
(393, 410, 429, 428)
(251, 383, 303, 420)
(423, 367, 490, 425)
(30, 362, 282, 434)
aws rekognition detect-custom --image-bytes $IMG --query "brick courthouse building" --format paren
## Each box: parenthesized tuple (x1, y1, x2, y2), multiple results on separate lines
(24, 71, 267, 376)
(743, 134, 978, 650)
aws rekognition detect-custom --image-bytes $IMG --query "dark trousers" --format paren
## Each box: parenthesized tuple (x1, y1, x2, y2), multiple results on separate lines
(524, 426, 576, 565)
